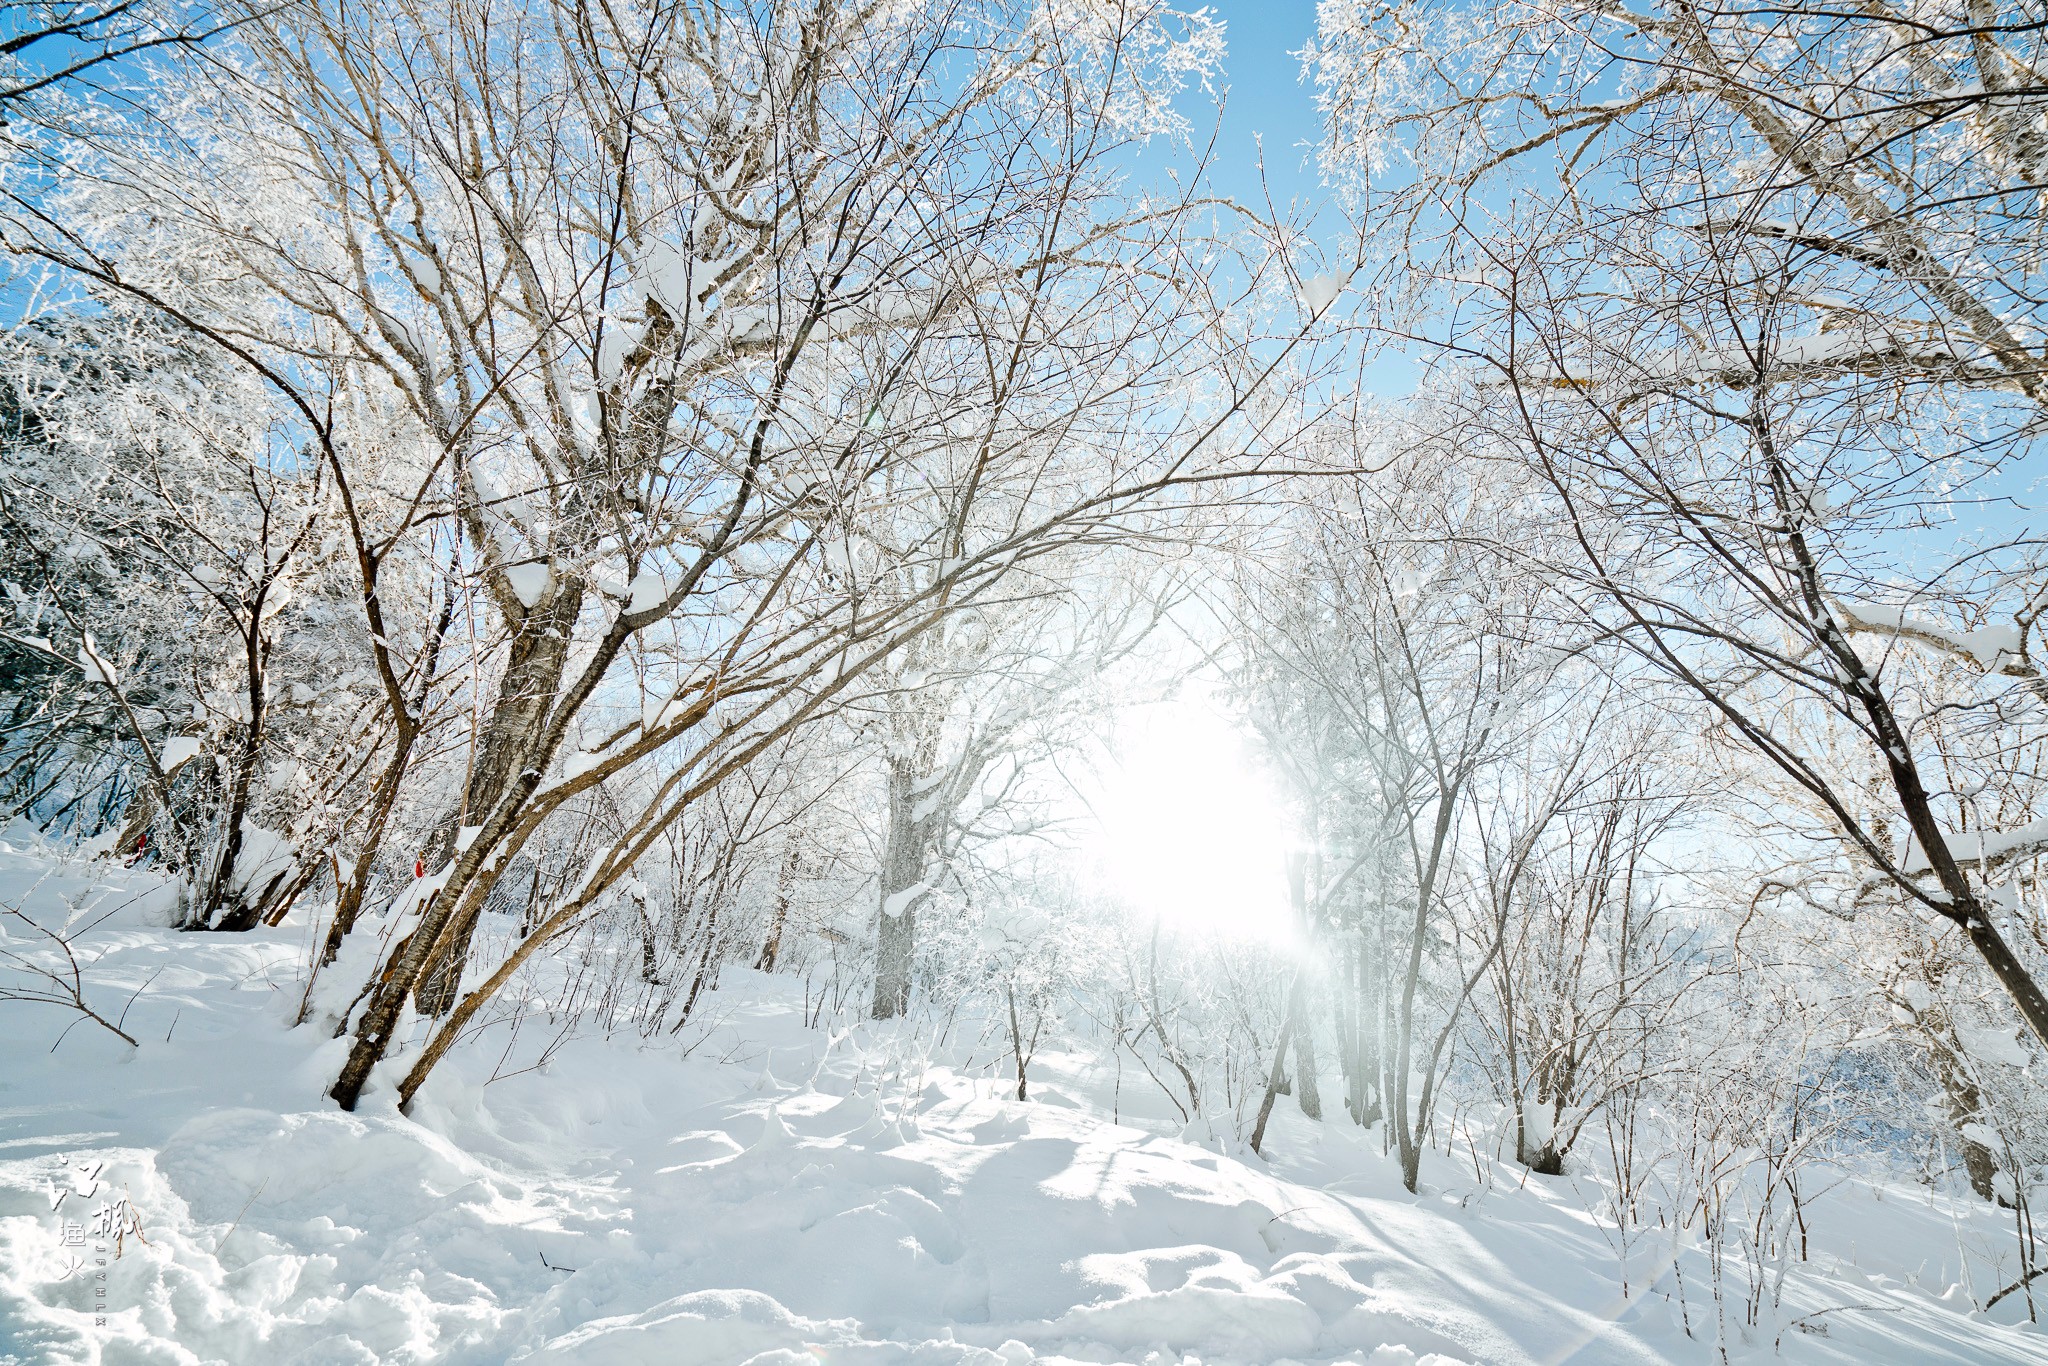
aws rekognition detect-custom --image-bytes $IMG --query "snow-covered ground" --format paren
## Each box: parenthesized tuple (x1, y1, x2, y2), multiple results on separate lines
(1, 837, 2042, 1365)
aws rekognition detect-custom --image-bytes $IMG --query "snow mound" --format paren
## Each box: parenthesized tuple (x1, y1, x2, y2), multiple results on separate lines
(1, 853, 2044, 1365)
(531, 1288, 854, 1365)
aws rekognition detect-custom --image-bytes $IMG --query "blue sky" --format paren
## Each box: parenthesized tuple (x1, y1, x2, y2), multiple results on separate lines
(1193, 1, 1328, 215)
(1178, 2, 1425, 394)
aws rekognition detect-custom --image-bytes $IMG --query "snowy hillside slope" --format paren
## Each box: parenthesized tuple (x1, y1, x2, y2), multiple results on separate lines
(0, 838, 2042, 1365)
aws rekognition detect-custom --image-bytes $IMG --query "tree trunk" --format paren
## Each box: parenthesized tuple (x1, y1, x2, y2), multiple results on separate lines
(1928, 1016, 2009, 1205)
(202, 590, 293, 934)
(199, 753, 261, 929)
(413, 595, 578, 1016)
(320, 573, 454, 966)
(1334, 936, 1361, 1117)
(1351, 934, 1384, 1127)
(1294, 1001, 1323, 1121)
(1758, 433, 2048, 1051)
(1394, 793, 1461, 1193)
(755, 836, 801, 972)
(1283, 850, 1323, 1121)
(639, 902, 661, 983)
(1250, 1003, 1299, 1155)
(112, 781, 160, 868)
(1517, 1046, 1577, 1176)
(1524, 1136, 1566, 1176)
(1007, 983, 1030, 1102)
(872, 900, 916, 1020)
(1252, 968, 1310, 1154)
(871, 758, 929, 1021)
(677, 898, 723, 1023)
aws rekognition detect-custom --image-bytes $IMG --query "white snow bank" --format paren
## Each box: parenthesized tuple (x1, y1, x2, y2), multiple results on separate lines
(0, 840, 2043, 1365)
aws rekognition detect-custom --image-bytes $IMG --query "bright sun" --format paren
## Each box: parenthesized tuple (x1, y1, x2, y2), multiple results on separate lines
(1084, 697, 1296, 940)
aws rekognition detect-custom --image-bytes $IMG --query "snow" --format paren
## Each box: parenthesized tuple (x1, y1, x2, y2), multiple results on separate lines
(882, 879, 930, 919)
(1961, 1122, 2003, 1148)
(412, 250, 443, 296)
(635, 242, 737, 329)
(1520, 1090, 1555, 1151)
(1522, 334, 1993, 394)
(228, 821, 294, 896)
(75, 636, 116, 687)
(642, 690, 682, 733)
(624, 568, 668, 615)
(1834, 601, 2022, 672)
(595, 323, 640, 386)
(1958, 1025, 2033, 1069)
(1298, 273, 1347, 315)
(505, 562, 552, 610)
(1902, 814, 2048, 874)
(0, 840, 2043, 1365)
(158, 737, 201, 773)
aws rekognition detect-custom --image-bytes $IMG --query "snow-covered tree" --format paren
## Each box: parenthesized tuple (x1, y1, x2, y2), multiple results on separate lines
(1314, 0, 2048, 1053)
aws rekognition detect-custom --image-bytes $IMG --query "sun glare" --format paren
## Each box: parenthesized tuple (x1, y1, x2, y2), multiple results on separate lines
(1085, 698, 1296, 940)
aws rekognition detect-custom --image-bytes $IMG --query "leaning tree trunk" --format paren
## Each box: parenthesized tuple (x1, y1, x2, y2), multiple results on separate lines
(328, 586, 585, 1113)
(1251, 969, 1309, 1154)
(319, 569, 456, 965)
(1006, 983, 1031, 1101)
(412, 596, 578, 1016)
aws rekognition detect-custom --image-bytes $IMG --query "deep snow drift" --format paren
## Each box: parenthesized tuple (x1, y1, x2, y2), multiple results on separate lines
(0, 837, 2042, 1365)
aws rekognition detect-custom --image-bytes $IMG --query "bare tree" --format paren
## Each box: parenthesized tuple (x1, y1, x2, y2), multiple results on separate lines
(1469, 703, 1702, 1175)
(1, 0, 1335, 1110)
(1227, 433, 1573, 1187)
(0, 0, 235, 115)
(1315, 0, 2048, 1049)
(863, 554, 1177, 1019)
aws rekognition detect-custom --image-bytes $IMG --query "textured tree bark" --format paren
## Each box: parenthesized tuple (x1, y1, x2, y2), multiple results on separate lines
(111, 782, 159, 870)
(1294, 1018, 1322, 1120)
(198, 617, 270, 931)
(755, 837, 802, 972)
(1915, 999, 2011, 1206)
(1938, 1042, 2005, 1206)
(871, 758, 930, 1021)
(413, 590, 580, 1016)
